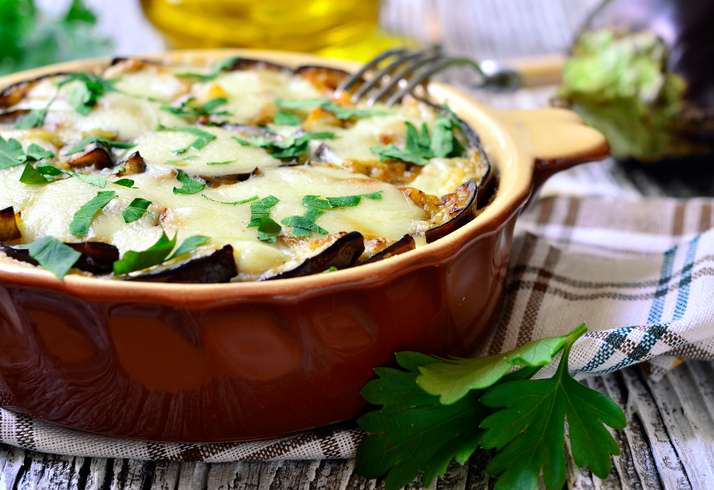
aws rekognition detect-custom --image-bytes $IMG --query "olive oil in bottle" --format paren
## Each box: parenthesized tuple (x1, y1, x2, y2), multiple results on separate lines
(140, 0, 407, 61)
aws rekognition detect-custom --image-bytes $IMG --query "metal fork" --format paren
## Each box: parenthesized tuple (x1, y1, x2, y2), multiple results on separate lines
(334, 47, 522, 107)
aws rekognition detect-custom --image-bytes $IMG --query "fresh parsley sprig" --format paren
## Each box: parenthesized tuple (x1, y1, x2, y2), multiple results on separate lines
(370, 118, 465, 165)
(274, 98, 392, 120)
(356, 324, 626, 490)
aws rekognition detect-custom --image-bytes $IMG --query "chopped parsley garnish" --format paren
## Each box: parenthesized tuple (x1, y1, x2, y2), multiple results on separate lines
(65, 135, 136, 155)
(25, 144, 55, 161)
(206, 160, 235, 166)
(121, 198, 151, 223)
(74, 173, 107, 188)
(24, 236, 81, 280)
(163, 126, 217, 155)
(0, 136, 27, 169)
(281, 192, 382, 237)
(174, 57, 240, 82)
(247, 195, 281, 242)
(14, 93, 59, 129)
(19, 163, 53, 184)
(113, 231, 213, 275)
(274, 98, 392, 120)
(233, 132, 335, 159)
(165, 155, 198, 165)
(113, 230, 176, 275)
(167, 235, 209, 260)
(173, 170, 206, 195)
(112, 178, 136, 188)
(60, 73, 118, 116)
(281, 207, 327, 237)
(69, 190, 116, 237)
(201, 194, 259, 205)
(355, 324, 626, 490)
(161, 97, 231, 118)
(273, 110, 302, 126)
(370, 118, 465, 165)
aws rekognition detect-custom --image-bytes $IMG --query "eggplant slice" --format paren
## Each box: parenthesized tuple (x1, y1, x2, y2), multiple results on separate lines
(125, 245, 237, 283)
(265, 231, 365, 280)
(67, 142, 115, 169)
(0, 206, 21, 242)
(362, 234, 416, 265)
(116, 152, 147, 175)
(295, 66, 360, 94)
(401, 179, 478, 243)
(0, 241, 119, 275)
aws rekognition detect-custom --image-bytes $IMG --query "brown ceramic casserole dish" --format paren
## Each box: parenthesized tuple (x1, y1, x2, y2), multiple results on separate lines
(0, 50, 608, 442)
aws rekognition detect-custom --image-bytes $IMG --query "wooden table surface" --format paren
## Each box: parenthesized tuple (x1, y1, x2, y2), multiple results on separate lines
(3, 0, 714, 488)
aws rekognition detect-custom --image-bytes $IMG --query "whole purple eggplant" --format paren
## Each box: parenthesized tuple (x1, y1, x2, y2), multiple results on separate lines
(556, 0, 714, 161)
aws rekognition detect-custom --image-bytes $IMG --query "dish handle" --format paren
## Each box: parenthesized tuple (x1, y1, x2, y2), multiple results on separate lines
(504, 107, 610, 207)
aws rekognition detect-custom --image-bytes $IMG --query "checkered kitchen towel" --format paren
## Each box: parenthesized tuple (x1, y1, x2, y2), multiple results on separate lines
(2, 196, 714, 462)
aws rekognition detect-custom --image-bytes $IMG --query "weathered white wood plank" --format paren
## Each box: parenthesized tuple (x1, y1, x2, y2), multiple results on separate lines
(176, 461, 209, 490)
(82, 457, 109, 490)
(0, 445, 26, 490)
(149, 461, 181, 490)
(643, 372, 714, 488)
(620, 368, 691, 489)
(107, 459, 154, 490)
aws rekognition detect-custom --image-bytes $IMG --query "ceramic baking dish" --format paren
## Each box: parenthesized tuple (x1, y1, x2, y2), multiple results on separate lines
(0, 50, 608, 442)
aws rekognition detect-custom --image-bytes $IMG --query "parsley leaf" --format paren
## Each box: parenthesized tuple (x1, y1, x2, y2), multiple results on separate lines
(165, 155, 198, 165)
(416, 332, 572, 404)
(19, 163, 53, 184)
(0, 136, 26, 169)
(201, 194, 259, 205)
(113, 230, 177, 275)
(273, 110, 302, 126)
(206, 160, 235, 166)
(326, 191, 382, 208)
(247, 195, 281, 243)
(35, 165, 65, 176)
(370, 118, 465, 165)
(69, 190, 116, 237)
(480, 324, 627, 489)
(274, 98, 391, 120)
(164, 126, 217, 155)
(15, 107, 49, 129)
(167, 235, 210, 260)
(74, 173, 107, 188)
(25, 144, 54, 161)
(235, 132, 334, 159)
(174, 57, 240, 81)
(355, 324, 627, 490)
(281, 207, 327, 237)
(112, 178, 135, 188)
(65, 135, 136, 155)
(25, 236, 82, 280)
(173, 170, 206, 195)
(121, 198, 151, 223)
(161, 97, 230, 118)
(357, 353, 535, 490)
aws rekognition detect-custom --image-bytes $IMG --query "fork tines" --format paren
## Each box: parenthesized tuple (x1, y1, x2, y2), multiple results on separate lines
(335, 47, 485, 108)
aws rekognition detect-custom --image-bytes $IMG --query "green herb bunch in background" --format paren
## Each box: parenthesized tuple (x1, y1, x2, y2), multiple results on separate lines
(0, 0, 112, 76)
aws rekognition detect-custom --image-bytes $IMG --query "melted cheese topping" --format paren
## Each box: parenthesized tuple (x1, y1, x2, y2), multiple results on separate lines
(0, 59, 489, 281)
